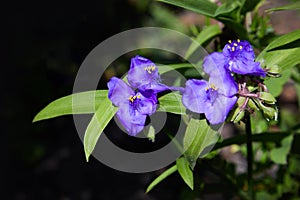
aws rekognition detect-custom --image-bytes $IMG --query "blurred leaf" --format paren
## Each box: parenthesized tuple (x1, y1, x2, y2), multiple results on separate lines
(157, 0, 217, 18)
(265, 68, 292, 97)
(241, 0, 261, 14)
(143, 125, 156, 142)
(266, 1, 300, 12)
(157, 92, 186, 114)
(146, 164, 177, 193)
(150, 3, 188, 33)
(214, 1, 239, 17)
(33, 90, 107, 122)
(183, 118, 218, 169)
(185, 25, 222, 59)
(270, 135, 293, 164)
(84, 98, 118, 161)
(264, 30, 300, 52)
(176, 157, 194, 190)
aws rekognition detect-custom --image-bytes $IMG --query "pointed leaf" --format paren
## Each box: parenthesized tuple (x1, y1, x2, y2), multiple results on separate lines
(266, 1, 300, 12)
(176, 157, 194, 190)
(146, 164, 177, 193)
(157, 0, 217, 18)
(183, 118, 218, 169)
(84, 97, 118, 161)
(33, 90, 107, 122)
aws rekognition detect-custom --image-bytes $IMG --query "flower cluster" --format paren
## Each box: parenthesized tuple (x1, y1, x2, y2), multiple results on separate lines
(108, 55, 170, 136)
(182, 39, 266, 125)
(108, 40, 267, 135)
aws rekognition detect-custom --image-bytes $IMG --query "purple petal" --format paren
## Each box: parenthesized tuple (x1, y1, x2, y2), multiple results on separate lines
(204, 94, 237, 125)
(136, 92, 157, 115)
(209, 70, 238, 97)
(116, 103, 146, 136)
(182, 79, 208, 113)
(127, 55, 160, 89)
(107, 77, 134, 106)
(227, 60, 266, 77)
(203, 52, 227, 76)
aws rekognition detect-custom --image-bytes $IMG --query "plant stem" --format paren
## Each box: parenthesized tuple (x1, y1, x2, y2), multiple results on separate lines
(245, 113, 254, 200)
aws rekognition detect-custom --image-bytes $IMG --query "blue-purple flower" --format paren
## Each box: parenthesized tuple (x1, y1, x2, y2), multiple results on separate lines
(204, 39, 266, 77)
(127, 55, 169, 93)
(108, 77, 157, 136)
(182, 70, 238, 125)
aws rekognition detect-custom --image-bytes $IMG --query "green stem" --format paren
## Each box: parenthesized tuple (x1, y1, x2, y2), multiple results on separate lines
(245, 113, 254, 200)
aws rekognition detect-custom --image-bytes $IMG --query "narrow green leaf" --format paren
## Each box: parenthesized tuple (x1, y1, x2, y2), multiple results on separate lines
(270, 135, 294, 164)
(264, 30, 300, 52)
(176, 157, 194, 190)
(266, 1, 300, 12)
(157, 0, 217, 18)
(84, 98, 118, 161)
(183, 118, 218, 169)
(157, 92, 186, 115)
(33, 90, 108, 122)
(185, 25, 221, 59)
(158, 63, 194, 74)
(214, 2, 239, 17)
(146, 164, 177, 193)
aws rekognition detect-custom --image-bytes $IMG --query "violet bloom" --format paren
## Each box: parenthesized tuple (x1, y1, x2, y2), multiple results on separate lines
(108, 77, 157, 136)
(182, 71, 238, 125)
(203, 40, 266, 77)
(127, 55, 169, 92)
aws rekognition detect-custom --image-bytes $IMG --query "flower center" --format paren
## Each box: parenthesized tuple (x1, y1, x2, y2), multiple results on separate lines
(205, 84, 218, 103)
(128, 94, 141, 103)
(227, 39, 243, 52)
(144, 65, 156, 74)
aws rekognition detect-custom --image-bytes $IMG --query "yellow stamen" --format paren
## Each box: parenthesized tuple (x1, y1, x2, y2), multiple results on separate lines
(144, 65, 156, 74)
(237, 39, 240, 43)
(239, 45, 243, 50)
(231, 46, 235, 51)
(129, 95, 141, 103)
(234, 43, 238, 47)
(228, 40, 232, 43)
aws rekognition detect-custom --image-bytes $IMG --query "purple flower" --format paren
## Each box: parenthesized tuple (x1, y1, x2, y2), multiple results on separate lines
(182, 71, 238, 125)
(127, 55, 169, 93)
(203, 40, 266, 77)
(108, 77, 157, 136)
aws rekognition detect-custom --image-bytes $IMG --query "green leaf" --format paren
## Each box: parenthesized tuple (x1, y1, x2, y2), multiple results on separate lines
(176, 157, 194, 190)
(214, 1, 239, 17)
(158, 63, 194, 74)
(157, 0, 217, 18)
(157, 92, 186, 115)
(264, 30, 300, 52)
(146, 164, 177, 193)
(185, 25, 221, 59)
(84, 97, 118, 161)
(270, 135, 294, 164)
(241, 0, 261, 14)
(183, 118, 218, 169)
(149, 3, 188, 33)
(266, 1, 300, 12)
(33, 90, 108, 122)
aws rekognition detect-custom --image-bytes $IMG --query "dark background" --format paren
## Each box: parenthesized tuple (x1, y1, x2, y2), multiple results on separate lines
(2, 1, 188, 199)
